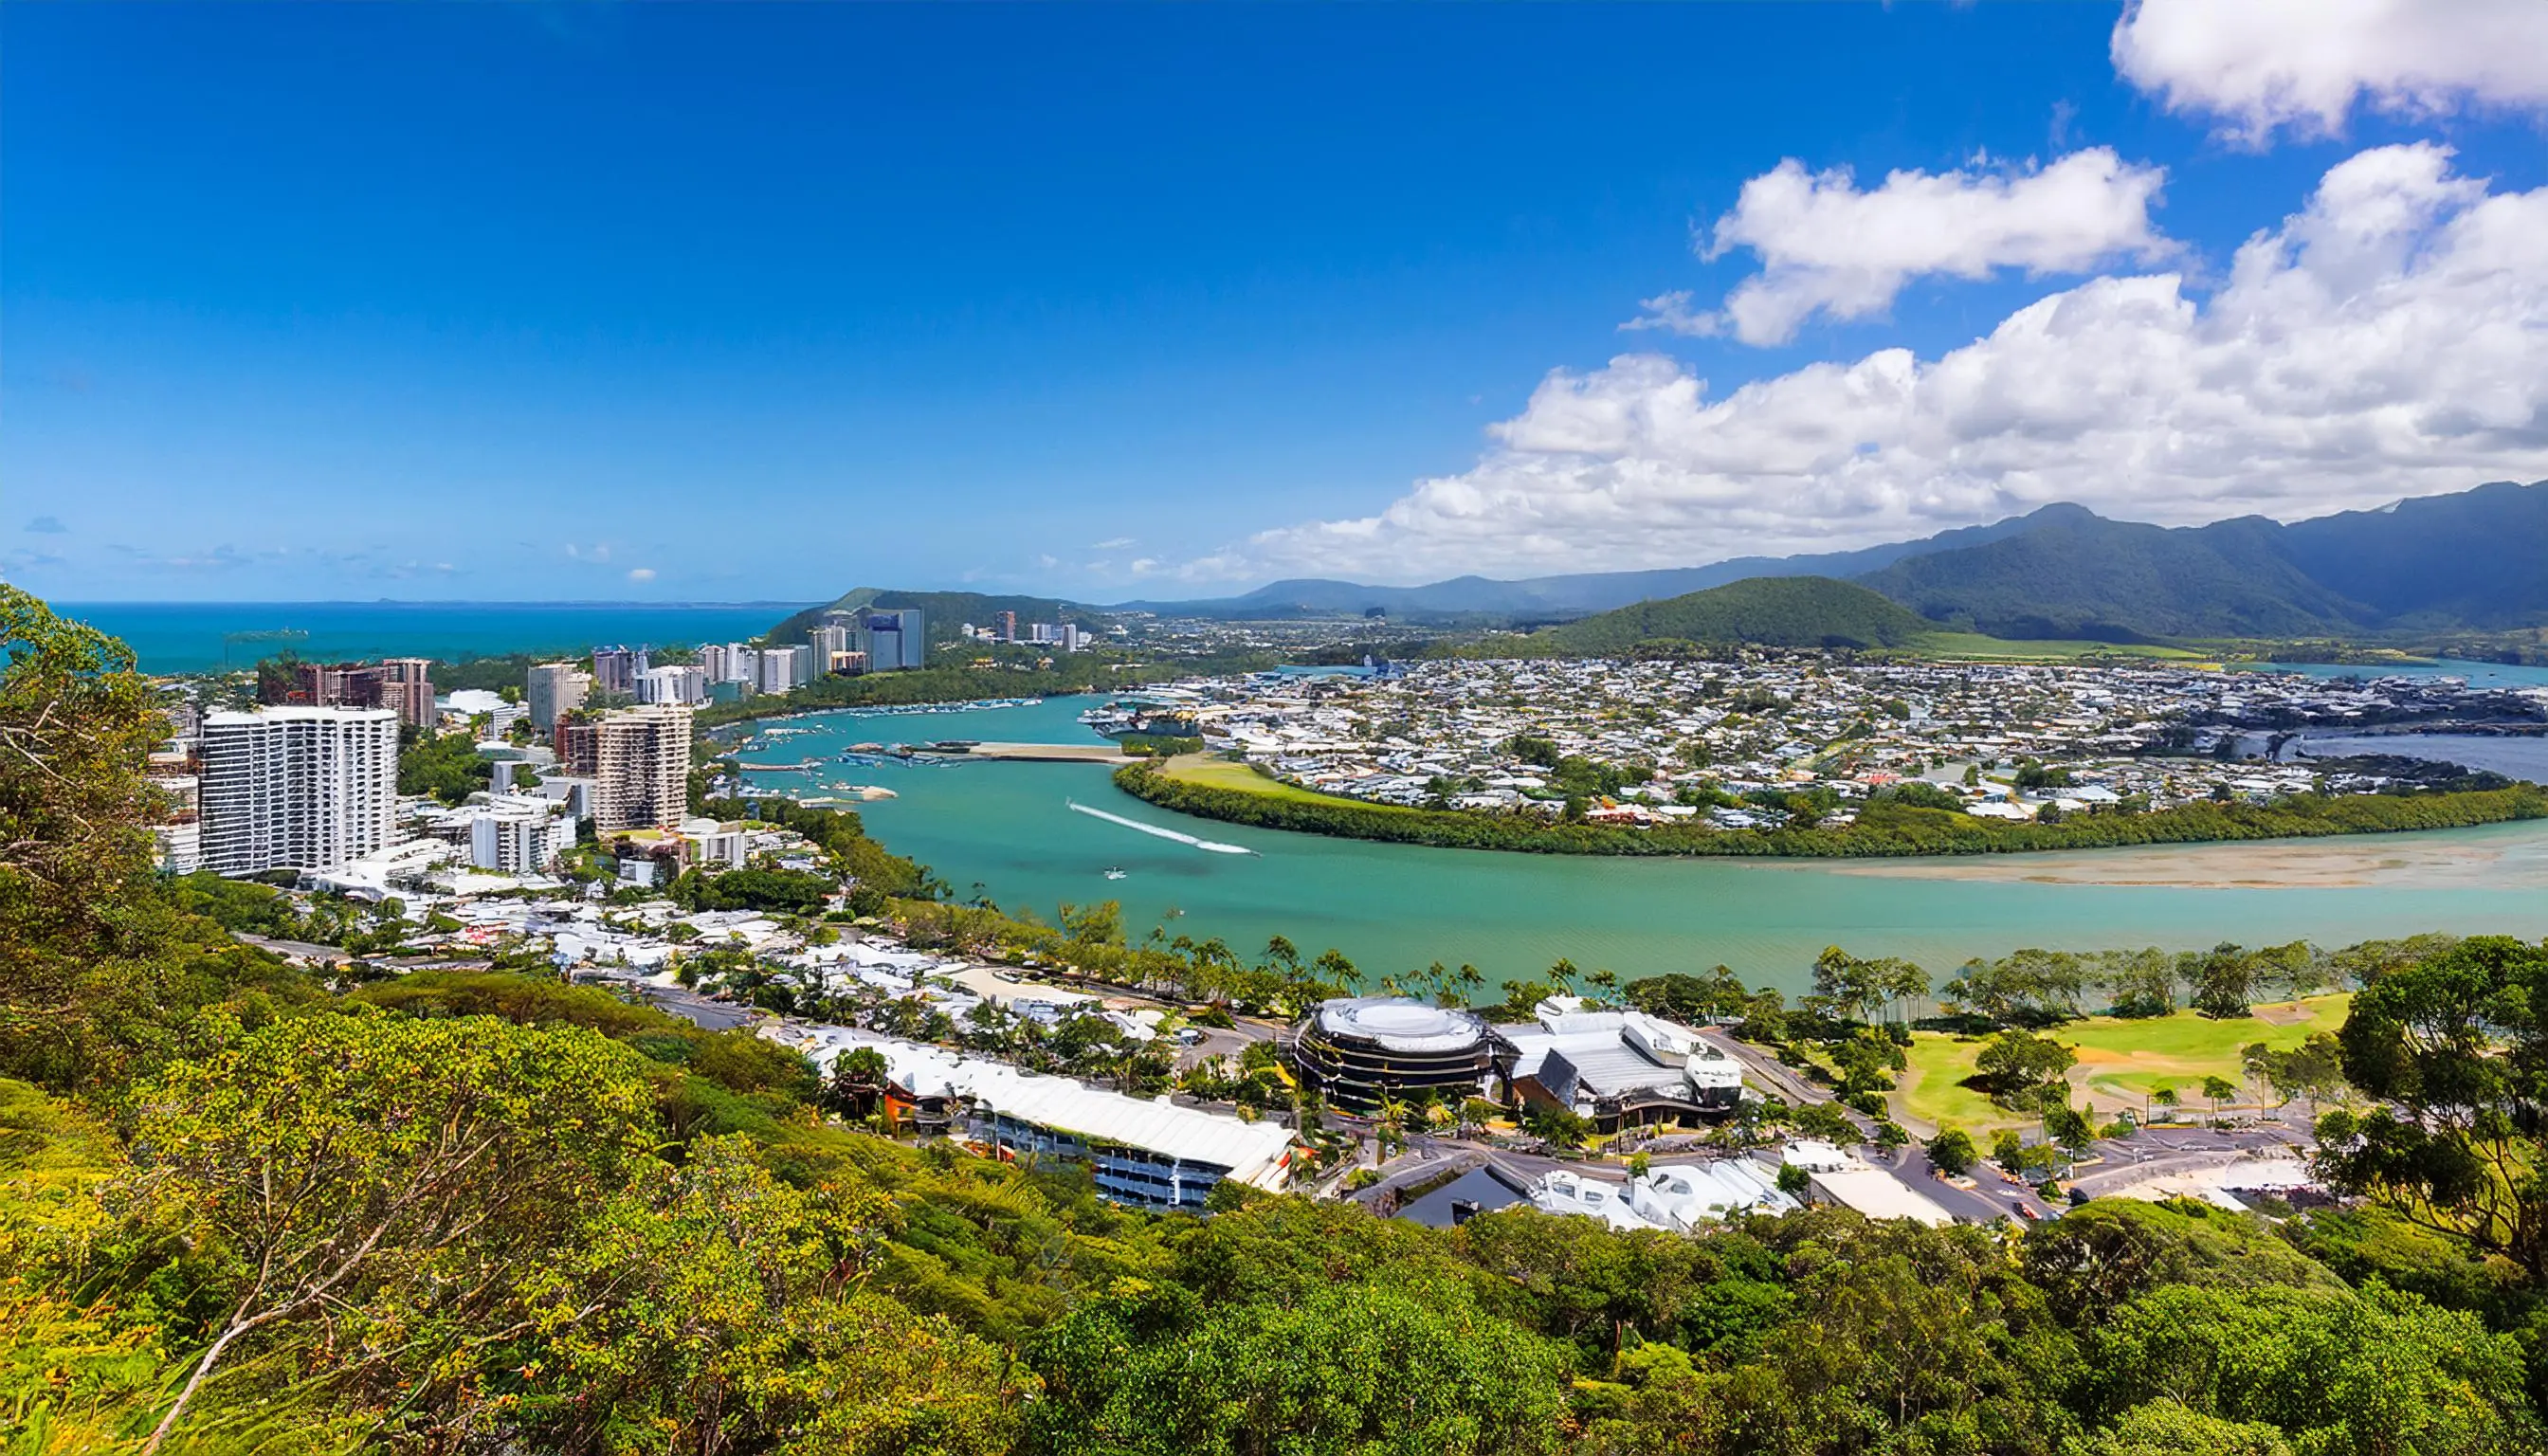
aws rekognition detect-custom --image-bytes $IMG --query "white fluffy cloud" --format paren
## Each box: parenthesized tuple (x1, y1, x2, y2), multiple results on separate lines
(1629, 148, 2175, 346)
(1206, 144, 2548, 585)
(2114, 0, 2548, 142)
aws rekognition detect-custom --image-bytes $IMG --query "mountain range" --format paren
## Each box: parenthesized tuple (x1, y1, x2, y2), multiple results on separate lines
(1125, 479, 2548, 642)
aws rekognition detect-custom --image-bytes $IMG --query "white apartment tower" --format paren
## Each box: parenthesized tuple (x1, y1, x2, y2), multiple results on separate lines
(468, 796, 574, 874)
(559, 704, 693, 833)
(198, 708, 401, 875)
(756, 645, 813, 695)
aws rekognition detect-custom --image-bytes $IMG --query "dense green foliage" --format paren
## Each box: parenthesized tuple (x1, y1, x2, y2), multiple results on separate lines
(670, 864, 837, 914)
(1117, 758, 2548, 858)
(1524, 575, 1937, 654)
(394, 724, 493, 805)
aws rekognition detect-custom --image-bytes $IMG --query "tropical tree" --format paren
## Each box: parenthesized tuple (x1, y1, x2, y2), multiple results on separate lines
(2315, 936, 2548, 1281)
(2201, 1075, 2238, 1123)
(0, 588, 177, 1089)
(123, 1010, 664, 1449)
(1974, 1028, 2077, 1109)
(829, 1046, 893, 1119)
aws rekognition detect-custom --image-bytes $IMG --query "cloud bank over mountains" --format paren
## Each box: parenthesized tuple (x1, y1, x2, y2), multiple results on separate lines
(1206, 144, 2548, 585)
(1193, 4, 2548, 587)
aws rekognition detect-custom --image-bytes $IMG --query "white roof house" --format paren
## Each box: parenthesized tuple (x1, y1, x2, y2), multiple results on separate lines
(766, 1024, 1294, 1192)
(1527, 1170, 1660, 1230)
(1783, 1141, 1955, 1227)
(1627, 1159, 1799, 1232)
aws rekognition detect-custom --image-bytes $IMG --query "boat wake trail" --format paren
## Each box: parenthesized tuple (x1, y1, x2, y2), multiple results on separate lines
(1067, 800, 1256, 856)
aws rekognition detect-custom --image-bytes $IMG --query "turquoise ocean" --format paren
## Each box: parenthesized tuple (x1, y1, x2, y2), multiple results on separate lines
(56, 602, 813, 673)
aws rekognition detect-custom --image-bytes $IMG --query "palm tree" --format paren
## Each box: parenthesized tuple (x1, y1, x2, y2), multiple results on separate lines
(2150, 1084, 2179, 1125)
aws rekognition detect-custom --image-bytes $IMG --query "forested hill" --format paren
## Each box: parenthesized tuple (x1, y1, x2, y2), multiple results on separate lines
(1527, 575, 1937, 653)
(1120, 479, 2548, 641)
(1852, 506, 2364, 641)
(763, 587, 1109, 648)
(1851, 479, 2548, 640)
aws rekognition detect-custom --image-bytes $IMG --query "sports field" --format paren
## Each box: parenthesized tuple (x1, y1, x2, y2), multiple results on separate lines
(1894, 993, 2352, 1134)
(1910, 632, 2207, 663)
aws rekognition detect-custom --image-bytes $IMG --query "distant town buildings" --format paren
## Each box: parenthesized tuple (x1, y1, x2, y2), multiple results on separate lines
(198, 707, 400, 875)
(558, 703, 693, 833)
(260, 657, 436, 729)
(525, 662, 592, 732)
(961, 616, 1089, 652)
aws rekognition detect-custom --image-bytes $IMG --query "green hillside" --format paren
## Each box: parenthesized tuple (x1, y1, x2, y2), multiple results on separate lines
(1851, 482, 2548, 640)
(763, 587, 1108, 649)
(1531, 574, 1936, 653)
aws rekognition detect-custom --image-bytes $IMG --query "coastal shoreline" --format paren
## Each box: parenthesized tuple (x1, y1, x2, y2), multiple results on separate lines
(1111, 757, 2548, 863)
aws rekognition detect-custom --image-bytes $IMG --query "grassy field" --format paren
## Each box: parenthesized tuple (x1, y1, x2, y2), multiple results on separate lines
(1893, 993, 2352, 1134)
(1154, 755, 1412, 810)
(1909, 632, 2207, 663)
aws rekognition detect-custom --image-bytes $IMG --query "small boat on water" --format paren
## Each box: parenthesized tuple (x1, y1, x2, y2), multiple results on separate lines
(1102, 866, 1128, 881)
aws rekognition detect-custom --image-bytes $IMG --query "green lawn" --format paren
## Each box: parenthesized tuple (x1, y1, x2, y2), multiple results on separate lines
(1909, 632, 2206, 663)
(1895, 993, 2352, 1135)
(1156, 755, 1412, 810)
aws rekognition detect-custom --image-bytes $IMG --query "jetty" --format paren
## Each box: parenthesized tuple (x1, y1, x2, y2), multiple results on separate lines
(964, 741, 1137, 765)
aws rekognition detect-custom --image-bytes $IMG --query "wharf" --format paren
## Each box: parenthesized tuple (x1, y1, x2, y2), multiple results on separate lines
(963, 741, 1136, 765)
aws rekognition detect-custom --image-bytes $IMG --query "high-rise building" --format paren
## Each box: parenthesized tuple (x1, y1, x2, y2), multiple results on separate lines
(378, 657, 436, 729)
(702, 643, 757, 684)
(526, 663, 592, 732)
(467, 795, 573, 874)
(557, 704, 692, 833)
(1060, 624, 1091, 653)
(853, 609, 927, 670)
(636, 664, 708, 705)
(147, 737, 204, 873)
(808, 623, 853, 667)
(592, 646, 642, 695)
(757, 645, 814, 694)
(998, 610, 1017, 642)
(198, 708, 401, 875)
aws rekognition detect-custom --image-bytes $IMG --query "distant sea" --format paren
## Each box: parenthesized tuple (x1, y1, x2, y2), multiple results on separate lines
(55, 601, 815, 674)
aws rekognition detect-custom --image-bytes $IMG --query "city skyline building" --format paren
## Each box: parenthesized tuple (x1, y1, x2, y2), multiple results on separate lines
(853, 608, 927, 670)
(197, 706, 400, 875)
(525, 661, 592, 732)
(636, 664, 709, 706)
(557, 703, 693, 833)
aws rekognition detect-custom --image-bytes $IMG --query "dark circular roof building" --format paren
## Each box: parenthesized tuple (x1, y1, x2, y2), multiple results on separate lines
(1290, 997, 1492, 1113)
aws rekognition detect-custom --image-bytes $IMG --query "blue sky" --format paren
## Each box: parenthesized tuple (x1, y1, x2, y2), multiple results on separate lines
(7, 3, 2547, 601)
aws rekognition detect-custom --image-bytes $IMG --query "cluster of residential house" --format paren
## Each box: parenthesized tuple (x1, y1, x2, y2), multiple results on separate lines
(1158, 660, 2542, 827)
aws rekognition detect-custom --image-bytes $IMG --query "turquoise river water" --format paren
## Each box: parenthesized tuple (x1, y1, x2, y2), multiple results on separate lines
(725, 692, 2548, 995)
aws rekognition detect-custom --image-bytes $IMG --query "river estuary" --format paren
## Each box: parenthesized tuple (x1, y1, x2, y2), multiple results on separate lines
(724, 682, 2548, 996)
